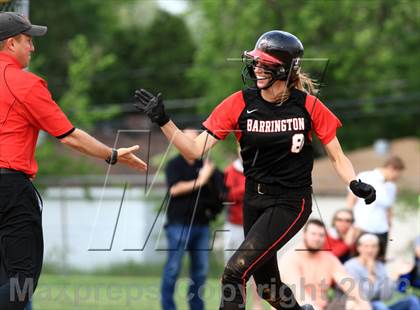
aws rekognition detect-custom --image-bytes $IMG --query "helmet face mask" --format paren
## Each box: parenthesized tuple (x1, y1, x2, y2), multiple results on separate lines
(241, 51, 288, 89)
(241, 30, 304, 90)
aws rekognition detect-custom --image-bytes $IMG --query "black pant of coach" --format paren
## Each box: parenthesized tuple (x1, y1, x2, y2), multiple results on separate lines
(0, 169, 43, 310)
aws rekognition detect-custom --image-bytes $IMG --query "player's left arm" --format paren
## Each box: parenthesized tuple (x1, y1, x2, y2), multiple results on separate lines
(324, 137, 357, 185)
(346, 191, 358, 209)
(324, 137, 376, 204)
(308, 98, 374, 203)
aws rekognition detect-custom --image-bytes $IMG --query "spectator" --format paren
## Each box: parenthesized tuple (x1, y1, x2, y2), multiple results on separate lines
(161, 129, 223, 310)
(395, 235, 420, 293)
(347, 156, 405, 260)
(223, 146, 245, 263)
(345, 233, 420, 310)
(410, 236, 420, 288)
(323, 209, 359, 263)
(280, 219, 371, 310)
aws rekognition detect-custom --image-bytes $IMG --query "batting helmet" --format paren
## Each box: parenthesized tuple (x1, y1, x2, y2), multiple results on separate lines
(242, 30, 304, 89)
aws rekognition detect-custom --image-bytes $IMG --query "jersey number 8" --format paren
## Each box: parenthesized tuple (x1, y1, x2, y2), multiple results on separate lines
(291, 133, 305, 153)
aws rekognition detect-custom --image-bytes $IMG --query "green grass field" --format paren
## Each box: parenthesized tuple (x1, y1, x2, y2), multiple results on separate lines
(32, 274, 273, 310)
(32, 273, 420, 309)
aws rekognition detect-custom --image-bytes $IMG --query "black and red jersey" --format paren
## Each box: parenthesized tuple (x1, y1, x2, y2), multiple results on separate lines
(202, 87, 341, 188)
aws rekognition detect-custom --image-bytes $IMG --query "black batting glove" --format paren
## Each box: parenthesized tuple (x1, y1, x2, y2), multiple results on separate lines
(133, 89, 170, 127)
(350, 179, 376, 204)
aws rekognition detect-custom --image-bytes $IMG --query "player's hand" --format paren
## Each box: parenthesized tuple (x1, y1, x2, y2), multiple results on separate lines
(350, 179, 376, 204)
(133, 89, 170, 126)
(117, 145, 147, 171)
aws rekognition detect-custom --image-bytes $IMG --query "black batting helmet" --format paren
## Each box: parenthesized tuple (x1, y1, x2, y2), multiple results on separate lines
(242, 30, 304, 89)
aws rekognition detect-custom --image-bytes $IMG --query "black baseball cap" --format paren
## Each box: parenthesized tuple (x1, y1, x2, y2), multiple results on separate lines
(0, 12, 47, 41)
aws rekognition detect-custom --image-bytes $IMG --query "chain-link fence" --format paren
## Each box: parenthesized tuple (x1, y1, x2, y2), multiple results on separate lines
(0, 0, 28, 14)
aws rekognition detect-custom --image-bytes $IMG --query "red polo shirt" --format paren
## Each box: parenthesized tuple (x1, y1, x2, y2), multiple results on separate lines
(0, 52, 74, 178)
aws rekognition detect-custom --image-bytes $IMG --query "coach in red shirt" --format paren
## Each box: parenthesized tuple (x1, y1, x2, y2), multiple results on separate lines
(0, 12, 147, 309)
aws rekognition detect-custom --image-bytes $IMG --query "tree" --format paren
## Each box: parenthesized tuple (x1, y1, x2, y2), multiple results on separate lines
(30, 0, 122, 99)
(188, 0, 420, 149)
(35, 35, 117, 177)
(90, 9, 198, 105)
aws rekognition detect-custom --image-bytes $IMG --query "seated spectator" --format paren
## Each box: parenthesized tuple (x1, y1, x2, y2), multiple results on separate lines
(324, 209, 359, 263)
(345, 234, 420, 310)
(410, 235, 420, 288)
(279, 219, 371, 310)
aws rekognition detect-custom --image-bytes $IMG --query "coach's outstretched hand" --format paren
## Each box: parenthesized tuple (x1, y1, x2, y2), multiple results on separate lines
(350, 179, 376, 204)
(117, 145, 147, 172)
(133, 89, 170, 127)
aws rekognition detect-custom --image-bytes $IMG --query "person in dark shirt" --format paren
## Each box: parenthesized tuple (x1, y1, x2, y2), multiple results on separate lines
(161, 129, 222, 310)
(134, 30, 376, 310)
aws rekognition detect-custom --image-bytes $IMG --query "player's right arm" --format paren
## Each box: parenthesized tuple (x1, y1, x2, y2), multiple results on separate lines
(134, 89, 244, 160)
(161, 121, 218, 160)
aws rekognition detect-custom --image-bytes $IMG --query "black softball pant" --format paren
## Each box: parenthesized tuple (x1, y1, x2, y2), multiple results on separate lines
(220, 181, 312, 310)
(0, 173, 43, 310)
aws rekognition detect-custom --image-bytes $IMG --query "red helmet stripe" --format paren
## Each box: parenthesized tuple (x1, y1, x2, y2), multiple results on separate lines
(246, 49, 283, 65)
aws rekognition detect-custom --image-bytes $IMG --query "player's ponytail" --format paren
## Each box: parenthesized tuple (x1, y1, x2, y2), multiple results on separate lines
(289, 70, 318, 95)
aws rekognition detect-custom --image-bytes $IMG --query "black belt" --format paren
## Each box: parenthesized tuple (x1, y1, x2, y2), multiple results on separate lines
(0, 168, 27, 177)
(246, 179, 311, 195)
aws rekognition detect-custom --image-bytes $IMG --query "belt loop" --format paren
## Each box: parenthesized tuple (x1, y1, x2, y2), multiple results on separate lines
(257, 183, 264, 195)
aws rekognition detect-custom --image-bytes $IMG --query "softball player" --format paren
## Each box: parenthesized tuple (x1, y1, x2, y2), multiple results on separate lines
(134, 30, 376, 310)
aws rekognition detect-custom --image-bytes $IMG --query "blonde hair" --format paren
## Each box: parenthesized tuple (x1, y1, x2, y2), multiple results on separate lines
(289, 70, 318, 95)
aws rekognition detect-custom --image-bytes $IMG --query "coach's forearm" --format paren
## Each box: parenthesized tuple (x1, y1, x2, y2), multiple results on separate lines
(60, 128, 112, 160)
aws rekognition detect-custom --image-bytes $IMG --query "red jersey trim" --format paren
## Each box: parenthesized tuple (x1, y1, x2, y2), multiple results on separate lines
(305, 94, 342, 145)
(202, 91, 245, 141)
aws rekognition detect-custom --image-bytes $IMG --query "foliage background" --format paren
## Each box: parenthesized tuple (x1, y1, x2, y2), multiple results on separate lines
(26, 0, 419, 172)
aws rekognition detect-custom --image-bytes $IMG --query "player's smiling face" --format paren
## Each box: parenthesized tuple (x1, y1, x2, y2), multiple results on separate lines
(253, 61, 274, 89)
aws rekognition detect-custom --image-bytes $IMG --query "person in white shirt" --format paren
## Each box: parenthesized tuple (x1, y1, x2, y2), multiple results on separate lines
(347, 156, 405, 260)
